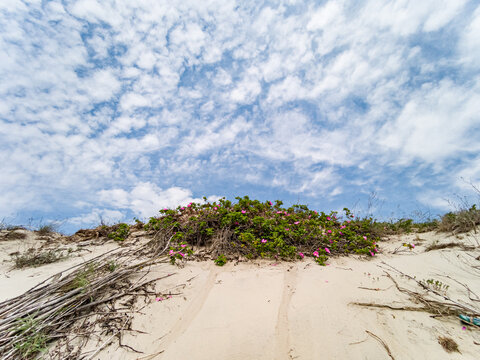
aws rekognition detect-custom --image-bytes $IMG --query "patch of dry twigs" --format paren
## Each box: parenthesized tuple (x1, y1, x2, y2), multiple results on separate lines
(353, 261, 480, 322)
(0, 229, 176, 359)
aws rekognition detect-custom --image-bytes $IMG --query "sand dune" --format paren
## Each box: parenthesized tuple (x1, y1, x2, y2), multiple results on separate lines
(1, 230, 480, 359)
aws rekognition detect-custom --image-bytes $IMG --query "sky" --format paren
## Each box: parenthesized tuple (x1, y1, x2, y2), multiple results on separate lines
(1, 0, 480, 234)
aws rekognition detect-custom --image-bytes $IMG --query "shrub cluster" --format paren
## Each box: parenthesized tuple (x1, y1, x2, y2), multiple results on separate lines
(144, 196, 380, 265)
(437, 205, 480, 234)
(107, 223, 130, 241)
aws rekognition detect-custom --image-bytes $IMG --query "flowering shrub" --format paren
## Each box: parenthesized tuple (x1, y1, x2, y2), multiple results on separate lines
(168, 242, 194, 265)
(144, 196, 380, 265)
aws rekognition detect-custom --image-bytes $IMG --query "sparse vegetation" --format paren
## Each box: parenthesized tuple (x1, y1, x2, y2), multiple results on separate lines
(437, 204, 480, 234)
(12, 314, 48, 359)
(36, 222, 58, 236)
(1, 230, 27, 240)
(438, 336, 459, 353)
(422, 278, 449, 293)
(12, 249, 67, 269)
(425, 242, 475, 252)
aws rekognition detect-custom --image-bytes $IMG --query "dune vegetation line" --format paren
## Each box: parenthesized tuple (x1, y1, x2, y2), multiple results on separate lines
(1, 196, 479, 359)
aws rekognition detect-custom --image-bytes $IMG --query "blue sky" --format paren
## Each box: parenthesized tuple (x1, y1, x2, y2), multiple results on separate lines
(1, 0, 479, 233)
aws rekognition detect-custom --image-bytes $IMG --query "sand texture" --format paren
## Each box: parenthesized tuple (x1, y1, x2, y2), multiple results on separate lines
(1, 230, 480, 359)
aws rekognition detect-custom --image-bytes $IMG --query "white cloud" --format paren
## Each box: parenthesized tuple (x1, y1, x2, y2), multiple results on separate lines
(459, 5, 480, 69)
(98, 182, 220, 219)
(1, 0, 479, 230)
(378, 79, 480, 164)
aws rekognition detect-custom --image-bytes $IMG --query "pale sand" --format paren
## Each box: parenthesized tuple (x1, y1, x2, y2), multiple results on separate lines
(1, 230, 480, 359)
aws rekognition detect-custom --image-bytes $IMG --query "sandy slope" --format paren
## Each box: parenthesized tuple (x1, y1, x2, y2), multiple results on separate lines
(0, 230, 119, 302)
(1, 230, 480, 359)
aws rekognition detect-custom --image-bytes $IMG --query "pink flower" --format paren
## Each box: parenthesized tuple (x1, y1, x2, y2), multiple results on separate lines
(163, 208, 168, 211)
(369, 251, 375, 256)
(347, 220, 351, 223)
(374, 248, 378, 252)
(168, 250, 174, 256)
(179, 252, 185, 257)
(277, 211, 283, 214)
(363, 236, 367, 240)
(462, 326, 466, 330)
(340, 225, 346, 229)
(156, 297, 163, 302)
(294, 221, 299, 225)
(241, 210, 246, 214)
(234, 221, 239, 225)
(181, 244, 187, 248)
(411, 243, 415, 248)
(325, 247, 331, 254)
(327, 229, 332, 234)
(261, 239, 267, 244)
(327, 217, 331, 221)
(268, 201, 272, 206)
(187, 203, 192, 207)
(298, 252, 304, 258)
(180, 207, 185, 210)
(285, 228, 290, 231)
(339, 232, 343, 235)
(329, 239, 333, 243)
(313, 251, 319, 257)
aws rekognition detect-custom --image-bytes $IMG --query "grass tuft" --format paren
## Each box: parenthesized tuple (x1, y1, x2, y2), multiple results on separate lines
(36, 223, 57, 236)
(13, 249, 67, 269)
(438, 336, 459, 353)
(13, 314, 48, 359)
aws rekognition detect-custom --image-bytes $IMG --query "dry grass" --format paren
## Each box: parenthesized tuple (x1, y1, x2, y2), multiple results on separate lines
(36, 223, 57, 236)
(0, 231, 27, 240)
(425, 242, 475, 252)
(437, 206, 480, 234)
(438, 336, 459, 353)
(12, 249, 68, 269)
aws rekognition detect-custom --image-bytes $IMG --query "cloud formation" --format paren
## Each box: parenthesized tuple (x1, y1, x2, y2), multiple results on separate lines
(0, 0, 479, 232)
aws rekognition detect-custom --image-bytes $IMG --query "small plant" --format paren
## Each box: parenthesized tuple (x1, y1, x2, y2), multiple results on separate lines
(13, 314, 48, 359)
(312, 250, 329, 266)
(107, 223, 130, 241)
(168, 242, 194, 265)
(214, 254, 227, 266)
(422, 278, 449, 293)
(438, 336, 459, 353)
(107, 260, 118, 272)
(68, 264, 96, 291)
(36, 222, 57, 236)
(13, 249, 67, 269)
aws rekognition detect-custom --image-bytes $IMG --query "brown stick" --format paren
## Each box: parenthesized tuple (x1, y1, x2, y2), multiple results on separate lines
(366, 330, 395, 360)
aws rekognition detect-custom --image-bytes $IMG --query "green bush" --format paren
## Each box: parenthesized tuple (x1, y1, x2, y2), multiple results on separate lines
(214, 254, 227, 266)
(107, 223, 130, 241)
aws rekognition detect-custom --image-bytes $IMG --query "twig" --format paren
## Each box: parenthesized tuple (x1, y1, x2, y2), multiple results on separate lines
(365, 330, 395, 360)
